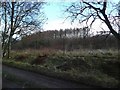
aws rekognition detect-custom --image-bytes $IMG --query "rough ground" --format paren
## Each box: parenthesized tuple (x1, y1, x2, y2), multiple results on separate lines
(2, 65, 96, 88)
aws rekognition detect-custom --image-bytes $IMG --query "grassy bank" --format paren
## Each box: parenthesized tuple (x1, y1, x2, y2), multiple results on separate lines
(3, 49, 120, 88)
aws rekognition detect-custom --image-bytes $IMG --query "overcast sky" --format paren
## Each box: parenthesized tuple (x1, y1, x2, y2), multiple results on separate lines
(43, 0, 120, 34)
(0, 0, 119, 35)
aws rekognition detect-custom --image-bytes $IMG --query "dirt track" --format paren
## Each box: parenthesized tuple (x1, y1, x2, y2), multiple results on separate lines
(2, 65, 96, 88)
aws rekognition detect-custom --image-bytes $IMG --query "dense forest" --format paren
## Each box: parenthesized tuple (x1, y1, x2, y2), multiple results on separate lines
(12, 27, 118, 50)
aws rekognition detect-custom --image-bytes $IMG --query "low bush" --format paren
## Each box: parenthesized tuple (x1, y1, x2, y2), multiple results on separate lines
(30, 54, 48, 65)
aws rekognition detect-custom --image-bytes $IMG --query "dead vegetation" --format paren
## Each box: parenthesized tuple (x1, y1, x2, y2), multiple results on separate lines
(30, 54, 48, 65)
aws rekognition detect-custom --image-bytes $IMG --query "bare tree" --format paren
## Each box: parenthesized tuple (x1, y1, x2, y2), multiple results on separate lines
(1, 2, 8, 57)
(118, 1, 120, 33)
(117, 1, 120, 51)
(65, 0, 120, 41)
(1, 1, 47, 58)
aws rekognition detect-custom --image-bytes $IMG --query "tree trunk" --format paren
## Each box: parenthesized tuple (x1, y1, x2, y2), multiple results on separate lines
(2, 2, 7, 57)
(102, 13, 120, 41)
(7, 37, 11, 58)
(6, 2, 15, 58)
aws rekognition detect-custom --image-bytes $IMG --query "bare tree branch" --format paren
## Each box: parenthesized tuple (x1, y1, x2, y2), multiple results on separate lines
(65, 1, 120, 40)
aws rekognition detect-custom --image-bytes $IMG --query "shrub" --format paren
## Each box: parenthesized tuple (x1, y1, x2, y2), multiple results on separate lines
(30, 54, 48, 65)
